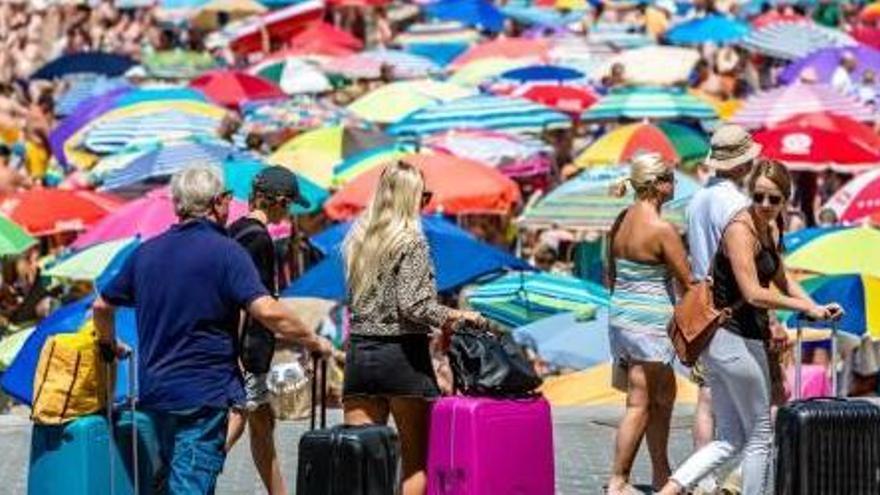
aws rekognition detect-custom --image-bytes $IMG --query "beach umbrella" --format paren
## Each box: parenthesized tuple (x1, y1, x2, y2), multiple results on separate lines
(450, 38, 551, 69)
(739, 21, 855, 61)
(518, 165, 700, 230)
(513, 310, 611, 370)
(548, 35, 615, 76)
(780, 274, 880, 339)
(588, 22, 654, 50)
(190, 70, 285, 108)
(347, 79, 478, 124)
(268, 126, 396, 188)
(143, 49, 218, 79)
(388, 95, 571, 136)
(574, 122, 709, 169)
(0, 327, 34, 370)
(583, 86, 717, 121)
(43, 237, 140, 282)
(0, 215, 36, 257)
(785, 225, 880, 277)
(424, 129, 553, 178)
(590, 46, 700, 86)
(497, 64, 585, 83)
(465, 271, 609, 328)
(241, 97, 368, 138)
(289, 21, 364, 51)
(212, 0, 325, 55)
(191, 0, 267, 30)
(82, 109, 223, 156)
(0, 189, 121, 236)
(779, 46, 880, 85)
(424, 0, 505, 33)
(395, 20, 480, 46)
(730, 83, 874, 128)
(501, 5, 586, 27)
(283, 215, 531, 300)
(449, 57, 540, 86)
(665, 15, 750, 45)
(248, 57, 331, 95)
(860, 2, 880, 23)
(782, 226, 846, 253)
(223, 158, 328, 214)
(519, 85, 598, 116)
(753, 112, 880, 172)
(324, 152, 522, 220)
(322, 49, 441, 80)
(56, 77, 132, 117)
(331, 145, 413, 187)
(822, 168, 880, 223)
(751, 10, 806, 28)
(852, 25, 880, 51)
(31, 52, 136, 80)
(689, 89, 742, 120)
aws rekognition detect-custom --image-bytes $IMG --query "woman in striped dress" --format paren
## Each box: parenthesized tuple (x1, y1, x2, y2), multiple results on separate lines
(606, 153, 692, 495)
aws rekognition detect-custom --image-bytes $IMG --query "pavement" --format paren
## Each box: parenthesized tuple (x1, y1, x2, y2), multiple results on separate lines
(0, 405, 697, 495)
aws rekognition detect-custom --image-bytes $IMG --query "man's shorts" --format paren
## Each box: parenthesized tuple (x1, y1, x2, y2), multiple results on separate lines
(243, 371, 271, 411)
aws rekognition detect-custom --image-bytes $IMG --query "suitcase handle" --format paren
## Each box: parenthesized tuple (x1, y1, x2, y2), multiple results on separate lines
(794, 316, 839, 400)
(309, 354, 327, 431)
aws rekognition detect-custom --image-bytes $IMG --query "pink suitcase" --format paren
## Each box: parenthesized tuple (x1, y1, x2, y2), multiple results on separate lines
(427, 396, 555, 495)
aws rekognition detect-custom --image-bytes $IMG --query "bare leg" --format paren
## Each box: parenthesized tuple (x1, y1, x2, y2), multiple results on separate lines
(248, 404, 287, 495)
(645, 364, 676, 491)
(224, 409, 246, 453)
(608, 363, 650, 494)
(390, 397, 432, 495)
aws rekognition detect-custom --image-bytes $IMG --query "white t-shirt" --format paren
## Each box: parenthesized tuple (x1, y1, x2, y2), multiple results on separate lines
(686, 178, 750, 280)
(831, 66, 855, 96)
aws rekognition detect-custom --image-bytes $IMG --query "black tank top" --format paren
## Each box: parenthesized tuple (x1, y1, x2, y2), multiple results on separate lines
(711, 217, 781, 341)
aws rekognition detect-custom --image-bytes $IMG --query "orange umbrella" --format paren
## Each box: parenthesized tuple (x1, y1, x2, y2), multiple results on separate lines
(450, 38, 551, 70)
(323, 153, 522, 220)
(0, 188, 122, 236)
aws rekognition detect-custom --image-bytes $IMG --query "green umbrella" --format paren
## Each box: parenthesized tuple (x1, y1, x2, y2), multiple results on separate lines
(465, 271, 610, 328)
(0, 327, 34, 370)
(224, 159, 329, 215)
(583, 86, 718, 121)
(44, 237, 137, 281)
(0, 215, 36, 257)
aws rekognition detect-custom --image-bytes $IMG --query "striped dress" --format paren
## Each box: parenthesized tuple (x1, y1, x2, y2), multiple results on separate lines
(609, 259, 676, 366)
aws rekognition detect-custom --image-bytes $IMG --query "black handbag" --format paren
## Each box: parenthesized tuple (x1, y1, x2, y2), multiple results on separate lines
(448, 324, 543, 397)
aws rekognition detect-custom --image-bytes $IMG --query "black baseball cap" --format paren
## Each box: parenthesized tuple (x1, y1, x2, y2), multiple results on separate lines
(252, 166, 310, 208)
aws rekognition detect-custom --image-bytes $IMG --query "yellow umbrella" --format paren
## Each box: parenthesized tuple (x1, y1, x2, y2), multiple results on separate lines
(556, 0, 588, 8)
(191, 0, 267, 30)
(689, 89, 742, 121)
(269, 127, 344, 188)
(786, 224, 880, 277)
(539, 363, 698, 406)
(448, 57, 537, 86)
(347, 79, 477, 124)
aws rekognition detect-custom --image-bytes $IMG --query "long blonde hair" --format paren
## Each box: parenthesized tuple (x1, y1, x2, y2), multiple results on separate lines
(343, 160, 426, 305)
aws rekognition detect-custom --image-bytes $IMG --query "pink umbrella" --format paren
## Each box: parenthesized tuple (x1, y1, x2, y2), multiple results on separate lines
(730, 83, 875, 128)
(72, 188, 290, 249)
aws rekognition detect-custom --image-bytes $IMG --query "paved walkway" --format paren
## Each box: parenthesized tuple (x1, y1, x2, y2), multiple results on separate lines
(0, 405, 697, 495)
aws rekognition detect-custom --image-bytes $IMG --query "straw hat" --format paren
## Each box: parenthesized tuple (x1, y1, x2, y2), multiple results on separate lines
(704, 124, 762, 171)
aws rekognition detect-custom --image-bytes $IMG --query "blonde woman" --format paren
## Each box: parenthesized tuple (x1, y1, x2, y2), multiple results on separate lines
(342, 160, 482, 495)
(606, 154, 691, 495)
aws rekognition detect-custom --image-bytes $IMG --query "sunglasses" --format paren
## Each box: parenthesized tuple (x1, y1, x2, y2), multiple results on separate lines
(752, 192, 784, 206)
(656, 171, 675, 183)
(421, 190, 433, 207)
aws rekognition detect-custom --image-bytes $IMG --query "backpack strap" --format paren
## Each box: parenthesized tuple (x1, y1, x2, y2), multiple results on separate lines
(231, 223, 268, 243)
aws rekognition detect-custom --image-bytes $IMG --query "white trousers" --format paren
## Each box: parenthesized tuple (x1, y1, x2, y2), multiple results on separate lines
(671, 328, 774, 495)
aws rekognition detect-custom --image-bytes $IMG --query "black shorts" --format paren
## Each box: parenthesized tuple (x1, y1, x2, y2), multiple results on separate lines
(343, 333, 440, 399)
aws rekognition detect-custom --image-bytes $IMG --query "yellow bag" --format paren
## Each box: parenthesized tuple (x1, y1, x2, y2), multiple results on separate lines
(31, 322, 109, 425)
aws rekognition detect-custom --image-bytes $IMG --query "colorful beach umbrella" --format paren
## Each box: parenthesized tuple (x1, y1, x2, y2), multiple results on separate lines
(190, 70, 285, 108)
(347, 79, 478, 124)
(782, 274, 880, 339)
(214, 0, 325, 55)
(501, 5, 586, 27)
(0, 327, 34, 370)
(395, 21, 480, 46)
(753, 112, 880, 172)
(0, 189, 121, 236)
(583, 86, 717, 121)
(739, 21, 855, 61)
(241, 97, 368, 137)
(331, 145, 412, 187)
(519, 85, 598, 116)
(450, 38, 551, 69)
(324, 152, 522, 220)
(497, 64, 585, 83)
(730, 83, 874, 128)
(574, 122, 709, 168)
(289, 22, 365, 51)
(424, 0, 505, 33)
(424, 129, 553, 178)
(56, 77, 132, 117)
(590, 46, 700, 86)
(513, 310, 611, 370)
(860, 2, 880, 23)
(518, 165, 700, 230)
(465, 271, 609, 328)
(449, 57, 539, 86)
(0, 215, 36, 257)
(751, 10, 806, 28)
(665, 15, 751, 45)
(689, 90, 742, 121)
(321, 49, 441, 80)
(31, 52, 136, 80)
(588, 22, 653, 50)
(284, 215, 531, 300)
(224, 158, 328, 215)
(388, 95, 571, 136)
(785, 225, 880, 277)
(44, 237, 139, 281)
(82, 109, 222, 155)
(823, 168, 880, 223)
(249, 57, 331, 95)
(779, 46, 880, 85)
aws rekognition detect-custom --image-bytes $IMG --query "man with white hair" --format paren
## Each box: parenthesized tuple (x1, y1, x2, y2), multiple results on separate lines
(93, 165, 333, 495)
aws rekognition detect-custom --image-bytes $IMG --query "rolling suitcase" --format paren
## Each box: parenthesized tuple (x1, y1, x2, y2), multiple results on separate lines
(775, 318, 880, 495)
(28, 350, 161, 495)
(296, 356, 400, 495)
(426, 395, 555, 495)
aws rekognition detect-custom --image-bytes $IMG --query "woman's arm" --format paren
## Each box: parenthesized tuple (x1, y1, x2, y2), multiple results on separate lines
(658, 223, 692, 296)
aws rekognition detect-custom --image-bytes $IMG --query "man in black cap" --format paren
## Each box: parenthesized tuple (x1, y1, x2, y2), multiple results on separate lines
(225, 165, 309, 495)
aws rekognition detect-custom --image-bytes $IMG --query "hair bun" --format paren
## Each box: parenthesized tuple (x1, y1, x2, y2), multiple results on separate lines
(610, 178, 630, 198)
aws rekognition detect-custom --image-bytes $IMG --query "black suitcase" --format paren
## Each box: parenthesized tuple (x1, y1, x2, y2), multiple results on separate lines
(296, 357, 400, 495)
(775, 319, 880, 495)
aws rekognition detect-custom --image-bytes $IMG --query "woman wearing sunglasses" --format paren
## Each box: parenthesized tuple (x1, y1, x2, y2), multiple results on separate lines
(606, 153, 691, 495)
(341, 160, 482, 495)
(659, 160, 842, 495)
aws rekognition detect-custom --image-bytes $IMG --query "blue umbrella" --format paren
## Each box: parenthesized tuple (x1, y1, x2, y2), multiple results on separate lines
(56, 77, 132, 117)
(31, 52, 137, 80)
(84, 110, 222, 155)
(782, 226, 847, 253)
(404, 43, 470, 67)
(115, 87, 207, 106)
(1, 297, 139, 406)
(499, 64, 585, 83)
(425, 0, 505, 33)
(501, 6, 586, 27)
(665, 15, 750, 45)
(283, 215, 532, 300)
(513, 310, 611, 370)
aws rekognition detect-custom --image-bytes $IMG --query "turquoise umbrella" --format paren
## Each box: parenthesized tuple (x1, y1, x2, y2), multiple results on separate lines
(224, 159, 328, 215)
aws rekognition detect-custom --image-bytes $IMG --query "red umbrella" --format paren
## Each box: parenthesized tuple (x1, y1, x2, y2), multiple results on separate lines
(751, 11, 806, 28)
(289, 22, 364, 51)
(853, 25, 880, 50)
(0, 188, 122, 236)
(520, 85, 598, 116)
(450, 38, 551, 69)
(189, 70, 285, 108)
(754, 112, 880, 171)
(824, 168, 880, 223)
(324, 153, 522, 220)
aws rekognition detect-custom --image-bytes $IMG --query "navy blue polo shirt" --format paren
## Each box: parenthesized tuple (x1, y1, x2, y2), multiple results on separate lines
(101, 219, 269, 411)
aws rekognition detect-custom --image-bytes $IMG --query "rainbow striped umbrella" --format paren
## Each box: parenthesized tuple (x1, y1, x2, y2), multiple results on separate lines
(575, 122, 709, 168)
(785, 225, 880, 277)
(730, 83, 875, 128)
(780, 274, 880, 339)
(583, 86, 717, 121)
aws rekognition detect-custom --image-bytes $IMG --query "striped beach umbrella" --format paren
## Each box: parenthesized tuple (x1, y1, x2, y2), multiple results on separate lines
(348, 79, 478, 124)
(424, 129, 553, 178)
(395, 21, 480, 45)
(241, 97, 369, 137)
(575, 122, 709, 168)
(449, 57, 539, 86)
(738, 21, 855, 61)
(388, 95, 571, 136)
(83, 109, 221, 155)
(518, 165, 700, 231)
(44, 237, 140, 282)
(781, 274, 880, 339)
(729, 83, 874, 128)
(56, 77, 131, 117)
(248, 57, 331, 95)
(785, 225, 880, 277)
(322, 49, 441, 80)
(465, 271, 610, 328)
(583, 86, 717, 121)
